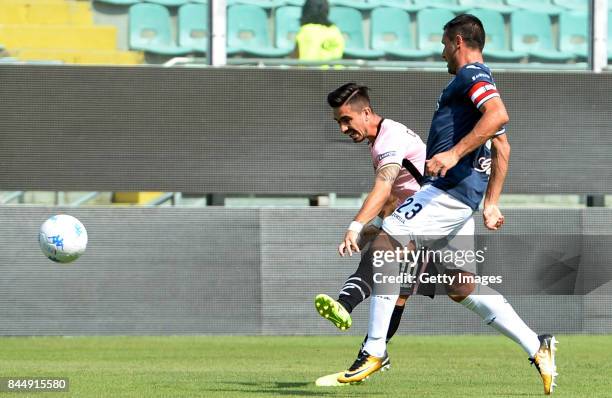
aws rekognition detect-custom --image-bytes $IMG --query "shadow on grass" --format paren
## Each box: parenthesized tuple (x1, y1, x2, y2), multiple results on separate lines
(199, 381, 383, 396)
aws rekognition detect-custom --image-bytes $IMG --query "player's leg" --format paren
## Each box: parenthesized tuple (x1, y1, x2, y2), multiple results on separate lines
(357, 296, 408, 366)
(314, 244, 377, 330)
(442, 219, 558, 394)
(337, 230, 402, 383)
(315, 229, 409, 330)
(448, 278, 558, 394)
(337, 186, 456, 384)
(315, 295, 408, 387)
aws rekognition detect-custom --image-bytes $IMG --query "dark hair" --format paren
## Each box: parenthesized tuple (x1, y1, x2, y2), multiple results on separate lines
(327, 83, 371, 109)
(300, 0, 332, 27)
(443, 14, 485, 51)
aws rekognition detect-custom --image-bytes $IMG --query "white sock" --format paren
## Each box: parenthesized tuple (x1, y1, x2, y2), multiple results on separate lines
(459, 286, 540, 357)
(363, 294, 399, 357)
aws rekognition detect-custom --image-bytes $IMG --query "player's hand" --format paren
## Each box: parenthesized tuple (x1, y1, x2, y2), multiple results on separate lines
(483, 204, 504, 230)
(425, 150, 459, 177)
(338, 230, 360, 257)
(357, 224, 380, 248)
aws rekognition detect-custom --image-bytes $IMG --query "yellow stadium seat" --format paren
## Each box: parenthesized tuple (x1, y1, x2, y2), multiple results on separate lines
(0, 25, 117, 50)
(0, 0, 65, 4)
(68, 2, 93, 25)
(113, 192, 165, 205)
(73, 50, 144, 64)
(0, 1, 92, 25)
(26, 2, 72, 25)
(0, 3, 28, 24)
(12, 48, 73, 63)
(15, 49, 144, 65)
(1, 0, 135, 64)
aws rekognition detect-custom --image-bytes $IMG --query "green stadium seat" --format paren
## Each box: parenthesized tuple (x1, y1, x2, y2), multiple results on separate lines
(329, 6, 385, 59)
(227, 4, 291, 57)
(559, 11, 587, 60)
(283, 0, 305, 6)
(129, 3, 191, 55)
(417, 8, 455, 54)
(413, 0, 468, 12)
(371, 7, 433, 59)
(275, 6, 300, 52)
(553, 0, 587, 11)
(467, 8, 526, 61)
(95, 0, 139, 5)
(227, 0, 285, 9)
(608, 11, 612, 61)
(510, 10, 574, 61)
(147, 0, 189, 6)
(329, 0, 375, 10)
(506, 0, 564, 15)
(366, 0, 422, 12)
(459, 0, 516, 14)
(178, 3, 208, 53)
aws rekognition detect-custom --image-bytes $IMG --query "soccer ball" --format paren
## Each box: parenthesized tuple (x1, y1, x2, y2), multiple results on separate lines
(39, 214, 88, 263)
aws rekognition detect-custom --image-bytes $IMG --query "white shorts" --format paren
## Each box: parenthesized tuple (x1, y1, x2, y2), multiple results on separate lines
(382, 185, 477, 274)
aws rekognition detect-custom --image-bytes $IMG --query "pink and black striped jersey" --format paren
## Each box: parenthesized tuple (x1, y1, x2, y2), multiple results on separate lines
(369, 118, 426, 203)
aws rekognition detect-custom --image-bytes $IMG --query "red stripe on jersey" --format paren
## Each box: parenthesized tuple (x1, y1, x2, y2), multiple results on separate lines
(474, 88, 499, 107)
(467, 81, 488, 98)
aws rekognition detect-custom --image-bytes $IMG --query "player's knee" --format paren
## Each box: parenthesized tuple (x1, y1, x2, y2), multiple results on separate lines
(448, 293, 468, 303)
(446, 277, 475, 302)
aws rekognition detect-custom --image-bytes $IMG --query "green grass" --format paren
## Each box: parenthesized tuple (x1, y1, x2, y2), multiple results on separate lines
(0, 335, 610, 397)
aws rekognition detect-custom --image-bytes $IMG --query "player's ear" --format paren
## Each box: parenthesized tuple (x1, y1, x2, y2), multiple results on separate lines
(455, 34, 463, 47)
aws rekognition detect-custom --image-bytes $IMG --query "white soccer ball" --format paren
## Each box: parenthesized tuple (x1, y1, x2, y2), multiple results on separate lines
(39, 214, 88, 263)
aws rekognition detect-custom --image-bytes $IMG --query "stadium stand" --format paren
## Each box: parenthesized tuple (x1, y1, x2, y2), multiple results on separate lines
(416, 8, 455, 55)
(329, 6, 384, 59)
(227, 0, 285, 9)
(413, 0, 468, 12)
(112, 192, 165, 204)
(553, 0, 588, 12)
(95, 0, 139, 5)
(468, 8, 526, 61)
(146, 0, 189, 6)
(274, 5, 300, 53)
(227, 4, 291, 57)
(510, 10, 574, 62)
(506, 0, 564, 15)
(459, 0, 516, 13)
(178, 3, 208, 53)
(377, 0, 426, 11)
(370, 7, 433, 60)
(558, 11, 588, 60)
(129, 3, 190, 55)
(0, 0, 143, 64)
(610, 11, 612, 62)
(329, 0, 375, 11)
(2, 0, 599, 66)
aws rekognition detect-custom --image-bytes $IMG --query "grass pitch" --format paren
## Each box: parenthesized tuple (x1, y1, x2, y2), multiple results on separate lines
(1, 335, 610, 397)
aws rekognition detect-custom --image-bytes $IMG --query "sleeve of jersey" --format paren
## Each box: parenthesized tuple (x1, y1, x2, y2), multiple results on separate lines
(466, 79, 500, 110)
(375, 131, 410, 170)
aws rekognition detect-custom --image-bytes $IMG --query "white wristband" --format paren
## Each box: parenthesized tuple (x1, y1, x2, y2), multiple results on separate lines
(348, 221, 364, 233)
(370, 216, 383, 229)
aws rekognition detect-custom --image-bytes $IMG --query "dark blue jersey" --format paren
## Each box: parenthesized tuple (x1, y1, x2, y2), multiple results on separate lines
(425, 62, 505, 210)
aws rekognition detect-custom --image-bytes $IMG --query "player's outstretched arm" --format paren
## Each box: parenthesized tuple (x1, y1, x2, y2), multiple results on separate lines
(483, 133, 510, 230)
(426, 97, 509, 177)
(338, 163, 399, 256)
